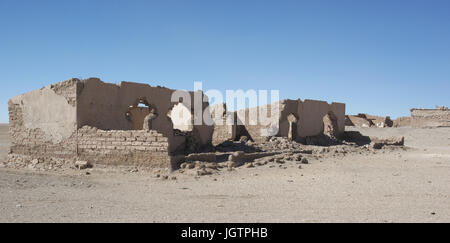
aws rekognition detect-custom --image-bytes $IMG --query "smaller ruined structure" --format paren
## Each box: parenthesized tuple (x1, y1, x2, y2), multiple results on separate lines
(211, 99, 346, 145)
(345, 114, 393, 128)
(392, 116, 411, 127)
(410, 107, 450, 127)
(348, 106, 450, 128)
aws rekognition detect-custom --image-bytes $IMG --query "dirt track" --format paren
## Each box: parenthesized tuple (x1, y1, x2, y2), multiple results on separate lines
(1, 124, 449, 222)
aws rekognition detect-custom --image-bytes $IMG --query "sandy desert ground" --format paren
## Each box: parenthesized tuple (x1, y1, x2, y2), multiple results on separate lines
(0, 124, 449, 223)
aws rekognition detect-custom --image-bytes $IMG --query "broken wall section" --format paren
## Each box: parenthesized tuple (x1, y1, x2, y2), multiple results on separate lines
(346, 114, 393, 128)
(234, 99, 346, 143)
(210, 103, 238, 146)
(236, 101, 283, 143)
(76, 78, 214, 154)
(8, 78, 182, 170)
(410, 108, 450, 127)
(8, 79, 79, 160)
(393, 116, 412, 127)
(77, 126, 170, 167)
(299, 100, 345, 138)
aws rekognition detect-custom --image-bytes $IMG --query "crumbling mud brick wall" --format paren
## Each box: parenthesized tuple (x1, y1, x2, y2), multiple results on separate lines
(234, 99, 346, 143)
(364, 114, 393, 127)
(77, 127, 170, 167)
(8, 79, 78, 160)
(76, 78, 214, 154)
(210, 103, 238, 145)
(345, 115, 372, 127)
(346, 114, 393, 128)
(300, 100, 345, 137)
(8, 78, 215, 169)
(410, 108, 450, 127)
(393, 116, 412, 127)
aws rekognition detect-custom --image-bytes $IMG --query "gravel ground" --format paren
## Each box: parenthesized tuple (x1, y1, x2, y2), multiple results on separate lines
(1, 124, 449, 223)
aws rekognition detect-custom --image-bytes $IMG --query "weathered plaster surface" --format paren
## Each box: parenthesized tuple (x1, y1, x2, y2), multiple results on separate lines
(10, 85, 77, 144)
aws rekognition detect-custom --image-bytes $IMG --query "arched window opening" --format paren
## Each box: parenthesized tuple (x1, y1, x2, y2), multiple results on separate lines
(126, 98, 157, 130)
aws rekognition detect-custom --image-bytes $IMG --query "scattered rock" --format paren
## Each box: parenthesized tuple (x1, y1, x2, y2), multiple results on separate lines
(245, 163, 255, 168)
(300, 158, 309, 164)
(371, 136, 405, 149)
(239, 136, 249, 143)
(371, 142, 384, 150)
(227, 161, 234, 169)
(194, 161, 206, 169)
(75, 161, 91, 170)
(293, 154, 302, 161)
(229, 151, 245, 163)
(31, 159, 39, 165)
(197, 168, 213, 176)
(227, 160, 242, 169)
(205, 162, 218, 170)
(254, 161, 263, 166)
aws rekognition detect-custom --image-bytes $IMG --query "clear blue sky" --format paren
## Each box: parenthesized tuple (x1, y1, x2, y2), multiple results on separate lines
(1, 0, 449, 123)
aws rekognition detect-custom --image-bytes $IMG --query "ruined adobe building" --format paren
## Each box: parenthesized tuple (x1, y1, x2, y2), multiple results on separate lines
(8, 78, 346, 171)
(383, 106, 449, 128)
(210, 99, 346, 144)
(9, 78, 213, 169)
(410, 107, 450, 127)
(345, 106, 450, 128)
(345, 114, 393, 128)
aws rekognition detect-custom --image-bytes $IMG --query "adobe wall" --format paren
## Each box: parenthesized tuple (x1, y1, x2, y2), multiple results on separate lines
(330, 102, 346, 134)
(279, 100, 300, 138)
(300, 100, 344, 137)
(77, 126, 170, 167)
(76, 78, 214, 154)
(8, 79, 78, 159)
(346, 115, 372, 127)
(210, 104, 238, 145)
(8, 78, 213, 169)
(235, 99, 346, 143)
(410, 109, 450, 127)
(364, 114, 393, 127)
(393, 116, 412, 127)
(236, 101, 283, 143)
